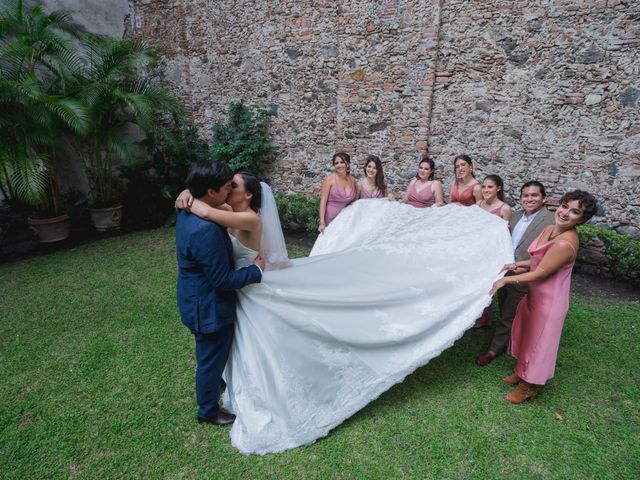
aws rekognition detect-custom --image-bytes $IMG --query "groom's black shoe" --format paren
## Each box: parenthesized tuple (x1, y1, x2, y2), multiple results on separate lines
(197, 411, 236, 426)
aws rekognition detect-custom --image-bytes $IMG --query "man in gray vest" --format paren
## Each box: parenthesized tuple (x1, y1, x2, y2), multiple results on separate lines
(476, 180, 555, 366)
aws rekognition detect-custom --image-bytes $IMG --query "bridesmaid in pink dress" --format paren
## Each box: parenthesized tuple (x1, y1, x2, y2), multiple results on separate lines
(318, 152, 357, 233)
(474, 175, 513, 327)
(490, 190, 598, 403)
(449, 154, 482, 206)
(359, 155, 394, 200)
(401, 156, 445, 208)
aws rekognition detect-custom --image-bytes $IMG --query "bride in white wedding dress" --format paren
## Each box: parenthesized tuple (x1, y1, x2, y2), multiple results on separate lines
(178, 177, 513, 455)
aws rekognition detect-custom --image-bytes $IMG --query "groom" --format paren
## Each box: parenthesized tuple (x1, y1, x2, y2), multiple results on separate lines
(476, 180, 554, 366)
(176, 161, 264, 425)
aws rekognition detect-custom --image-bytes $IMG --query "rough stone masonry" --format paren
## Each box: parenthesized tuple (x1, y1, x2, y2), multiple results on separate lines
(126, 0, 640, 237)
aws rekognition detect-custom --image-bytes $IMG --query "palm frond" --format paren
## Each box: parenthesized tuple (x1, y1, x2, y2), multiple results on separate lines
(9, 150, 48, 206)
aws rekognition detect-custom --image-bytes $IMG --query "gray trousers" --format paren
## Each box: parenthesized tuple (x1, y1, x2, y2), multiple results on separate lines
(490, 275, 528, 355)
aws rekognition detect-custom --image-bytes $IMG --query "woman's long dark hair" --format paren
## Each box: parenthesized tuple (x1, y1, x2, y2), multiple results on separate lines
(364, 155, 386, 195)
(332, 152, 351, 174)
(453, 154, 474, 178)
(483, 174, 505, 201)
(236, 172, 262, 212)
(417, 156, 435, 181)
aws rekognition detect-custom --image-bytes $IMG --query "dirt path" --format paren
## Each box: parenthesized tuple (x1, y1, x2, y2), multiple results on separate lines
(571, 272, 639, 303)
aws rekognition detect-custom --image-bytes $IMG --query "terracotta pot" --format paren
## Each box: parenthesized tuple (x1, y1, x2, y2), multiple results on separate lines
(88, 204, 123, 232)
(27, 214, 71, 243)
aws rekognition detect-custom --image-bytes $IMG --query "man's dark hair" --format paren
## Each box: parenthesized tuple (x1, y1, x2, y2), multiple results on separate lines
(520, 180, 546, 197)
(186, 161, 233, 198)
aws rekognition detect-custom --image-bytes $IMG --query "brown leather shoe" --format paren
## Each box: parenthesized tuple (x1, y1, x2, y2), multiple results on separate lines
(475, 350, 497, 367)
(197, 411, 236, 426)
(502, 373, 520, 385)
(504, 381, 538, 404)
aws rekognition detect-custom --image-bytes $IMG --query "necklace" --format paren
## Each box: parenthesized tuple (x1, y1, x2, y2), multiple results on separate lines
(548, 227, 563, 241)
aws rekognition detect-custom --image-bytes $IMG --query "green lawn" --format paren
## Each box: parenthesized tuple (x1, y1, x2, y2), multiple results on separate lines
(1, 228, 638, 479)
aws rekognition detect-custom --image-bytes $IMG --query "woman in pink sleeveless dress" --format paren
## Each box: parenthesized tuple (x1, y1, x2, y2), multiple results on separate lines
(318, 152, 357, 233)
(490, 190, 597, 403)
(359, 155, 393, 200)
(474, 175, 513, 327)
(402, 156, 444, 208)
(449, 154, 482, 206)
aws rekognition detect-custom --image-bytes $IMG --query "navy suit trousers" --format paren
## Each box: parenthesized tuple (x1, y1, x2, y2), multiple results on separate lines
(194, 324, 234, 418)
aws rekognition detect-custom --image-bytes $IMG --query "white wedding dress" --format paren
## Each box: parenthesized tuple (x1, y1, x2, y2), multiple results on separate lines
(223, 199, 513, 455)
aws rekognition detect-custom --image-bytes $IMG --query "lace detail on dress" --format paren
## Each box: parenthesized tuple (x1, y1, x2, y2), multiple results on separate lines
(223, 200, 514, 454)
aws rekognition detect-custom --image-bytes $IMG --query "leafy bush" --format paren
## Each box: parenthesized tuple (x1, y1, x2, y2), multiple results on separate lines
(577, 224, 640, 281)
(210, 102, 274, 174)
(276, 193, 320, 233)
(120, 125, 210, 227)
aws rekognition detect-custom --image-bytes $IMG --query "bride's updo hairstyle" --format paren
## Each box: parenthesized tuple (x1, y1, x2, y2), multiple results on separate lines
(332, 152, 351, 174)
(237, 172, 262, 213)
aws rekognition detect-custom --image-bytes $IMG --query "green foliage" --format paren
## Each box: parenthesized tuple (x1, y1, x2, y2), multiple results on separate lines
(210, 101, 274, 174)
(119, 125, 210, 226)
(276, 192, 320, 232)
(0, 2, 184, 214)
(577, 223, 640, 280)
(77, 34, 184, 207)
(0, 0, 89, 215)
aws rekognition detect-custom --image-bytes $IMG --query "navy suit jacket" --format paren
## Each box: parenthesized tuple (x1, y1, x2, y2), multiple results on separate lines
(176, 211, 262, 334)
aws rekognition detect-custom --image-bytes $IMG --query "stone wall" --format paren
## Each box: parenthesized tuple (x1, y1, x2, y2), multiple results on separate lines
(430, 0, 640, 236)
(36, 0, 130, 37)
(122, 1, 639, 236)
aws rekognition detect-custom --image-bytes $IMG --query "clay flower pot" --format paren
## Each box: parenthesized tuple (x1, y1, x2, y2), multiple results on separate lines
(27, 214, 71, 243)
(88, 204, 123, 232)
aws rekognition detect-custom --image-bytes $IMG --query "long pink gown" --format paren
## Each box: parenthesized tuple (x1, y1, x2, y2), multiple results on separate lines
(406, 181, 436, 208)
(324, 182, 356, 225)
(474, 202, 505, 327)
(451, 180, 477, 206)
(509, 231, 577, 385)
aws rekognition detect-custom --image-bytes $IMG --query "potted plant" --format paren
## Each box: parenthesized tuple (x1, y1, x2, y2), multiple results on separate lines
(76, 35, 183, 231)
(0, 1, 89, 242)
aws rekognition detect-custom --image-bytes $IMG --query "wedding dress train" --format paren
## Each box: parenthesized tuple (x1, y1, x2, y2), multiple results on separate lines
(224, 199, 513, 455)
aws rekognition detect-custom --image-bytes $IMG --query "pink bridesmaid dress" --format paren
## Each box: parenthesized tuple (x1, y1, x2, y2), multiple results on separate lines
(407, 181, 436, 208)
(360, 186, 384, 199)
(451, 180, 477, 206)
(509, 231, 577, 385)
(474, 202, 506, 327)
(324, 182, 356, 225)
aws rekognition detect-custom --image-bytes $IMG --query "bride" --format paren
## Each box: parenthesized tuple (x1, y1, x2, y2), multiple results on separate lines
(177, 174, 513, 455)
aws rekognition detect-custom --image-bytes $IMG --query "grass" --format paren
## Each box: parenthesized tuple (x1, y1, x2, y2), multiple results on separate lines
(1, 228, 638, 479)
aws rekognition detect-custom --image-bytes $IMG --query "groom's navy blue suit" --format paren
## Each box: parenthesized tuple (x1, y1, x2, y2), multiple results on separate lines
(176, 210, 261, 418)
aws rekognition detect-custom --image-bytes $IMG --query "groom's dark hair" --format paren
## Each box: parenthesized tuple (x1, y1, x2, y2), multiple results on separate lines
(186, 161, 234, 198)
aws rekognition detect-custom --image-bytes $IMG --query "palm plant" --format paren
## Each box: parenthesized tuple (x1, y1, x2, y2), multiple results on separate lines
(76, 34, 183, 207)
(0, 0, 89, 217)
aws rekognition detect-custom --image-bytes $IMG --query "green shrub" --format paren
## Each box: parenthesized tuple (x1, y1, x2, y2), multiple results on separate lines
(577, 224, 640, 281)
(276, 193, 320, 233)
(210, 102, 274, 174)
(120, 125, 210, 227)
